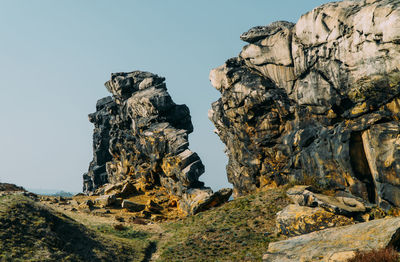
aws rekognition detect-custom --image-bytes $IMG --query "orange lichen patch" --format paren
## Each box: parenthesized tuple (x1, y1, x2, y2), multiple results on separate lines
(161, 156, 181, 177)
(259, 176, 278, 190)
(244, 122, 257, 136)
(169, 199, 177, 208)
(350, 102, 368, 116)
(326, 109, 337, 119)
(388, 207, 400, 217)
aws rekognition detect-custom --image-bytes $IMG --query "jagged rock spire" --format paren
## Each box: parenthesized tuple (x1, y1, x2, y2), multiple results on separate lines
(84, 71, 231, 215)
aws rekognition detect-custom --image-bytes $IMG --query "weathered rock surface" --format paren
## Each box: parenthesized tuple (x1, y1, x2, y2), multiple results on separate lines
(179, 187, 233, 215)
(83, 71, 231, 215)
(263, 216, 400, 262)
(287, 185, 366, 216)
(209, 0, 400, 210)
(121, 200, 145, 212)
(95, 194, 117, 208)
(276, 204, 353, 237)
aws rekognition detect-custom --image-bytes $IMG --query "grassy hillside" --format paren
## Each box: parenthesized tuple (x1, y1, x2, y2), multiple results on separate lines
(156, 187, 290, 261)
(0, 187, 290, 261)
(0, 193, 150, 262)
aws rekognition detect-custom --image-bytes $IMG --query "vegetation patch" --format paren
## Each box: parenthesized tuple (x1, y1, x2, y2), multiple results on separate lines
(93, 224, 149, 241)
(346, 247, 400, 262)
(0, 194, 150, 262)
(157, 187, 290, 261)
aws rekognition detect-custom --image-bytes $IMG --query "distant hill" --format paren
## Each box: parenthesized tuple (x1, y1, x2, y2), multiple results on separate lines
(28, 189, 79, 196)
(0, 183, 25, 192)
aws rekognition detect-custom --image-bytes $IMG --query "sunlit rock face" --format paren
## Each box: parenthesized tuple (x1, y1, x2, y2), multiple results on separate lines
(83, 71, 231, 215)
(209, 0, 400, 208)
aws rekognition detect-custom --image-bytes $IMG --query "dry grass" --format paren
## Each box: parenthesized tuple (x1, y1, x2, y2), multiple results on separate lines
(0, 187, 293, 261)
(347, 247, 400, 262)
(156, 187, 290, 261)
(0, 194, 151, 261)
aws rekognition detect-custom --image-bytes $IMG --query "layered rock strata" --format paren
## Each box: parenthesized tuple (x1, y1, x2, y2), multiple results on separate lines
(209, 0, 400, 210)
(275, 185, 379, 237)
(83, 71, 231, 215)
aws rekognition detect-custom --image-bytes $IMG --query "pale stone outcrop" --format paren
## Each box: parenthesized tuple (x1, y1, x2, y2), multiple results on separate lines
(276, 204, 353, 237)
(287, 185, 366, 216)
(263, 217, 400, 262)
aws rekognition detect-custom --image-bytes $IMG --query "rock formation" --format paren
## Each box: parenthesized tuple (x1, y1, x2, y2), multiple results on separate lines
(275, 185, 383, 237)
(83, 71, 231, 216)
(209, 0, 400, 210)
(263, 216, 400, 262)
(275, 204, 354, 237)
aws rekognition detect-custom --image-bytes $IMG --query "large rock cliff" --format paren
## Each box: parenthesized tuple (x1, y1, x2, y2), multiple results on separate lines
(209, 0, 400, 209)
(83, 71, 231, 216)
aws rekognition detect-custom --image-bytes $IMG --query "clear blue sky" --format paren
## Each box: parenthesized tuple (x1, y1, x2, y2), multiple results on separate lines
(0, 0, 334, 192)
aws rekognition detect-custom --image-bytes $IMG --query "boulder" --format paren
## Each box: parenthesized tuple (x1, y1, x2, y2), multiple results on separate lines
(209, 0, 400, 210)
(95, 194, 116, 207)
(263, 217, 400, 262)
(104, 182, 139, 198)
(287, 185, 366, 216)
(178, 188, 233, 215)
(78, 200, 94, 210)
(121, 200, 145, 212)
(276, 204, 353, 237)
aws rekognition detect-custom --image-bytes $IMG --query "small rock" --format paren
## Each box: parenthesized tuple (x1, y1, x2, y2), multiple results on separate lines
(121, 200, 145, 212)
(115, 216, 124, 222)
(70, 200, 80, 206)
(118, 183, 138, 198)
(130, 217, 148, 225)
(95, 194, 116, 207)
(78, 200, 94, 210)
(146, 199, 162, 213)
(104, 183, 120, 194)
(113, 224, 125, 231)
(328, 251, 356, 262)
(179, 187, 233, 215)
(138, 210, 152, 219)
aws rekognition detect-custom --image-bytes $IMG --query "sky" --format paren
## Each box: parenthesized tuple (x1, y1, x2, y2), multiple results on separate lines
(0, 0, 334, 193)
